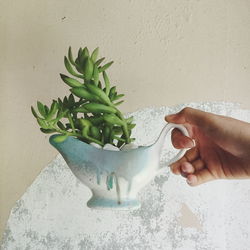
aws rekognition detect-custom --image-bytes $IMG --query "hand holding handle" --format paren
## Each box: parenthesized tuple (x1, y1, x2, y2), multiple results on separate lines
(155, 123, 191, 174)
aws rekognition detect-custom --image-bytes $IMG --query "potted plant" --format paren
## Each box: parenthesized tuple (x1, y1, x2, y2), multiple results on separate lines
(31, 47, 189, 209)
(31, 46, 136, 150)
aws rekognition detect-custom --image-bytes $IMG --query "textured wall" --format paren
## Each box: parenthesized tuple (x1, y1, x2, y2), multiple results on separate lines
(1, 0, 250, 240)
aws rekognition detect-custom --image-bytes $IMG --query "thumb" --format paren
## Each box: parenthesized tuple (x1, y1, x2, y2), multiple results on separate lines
(165, 107, 212, 128)
(186, 169, 215, 186)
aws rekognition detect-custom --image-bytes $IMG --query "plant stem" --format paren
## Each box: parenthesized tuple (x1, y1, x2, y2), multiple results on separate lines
(115, 109, 130, 144)
(67, 113, 76, 133)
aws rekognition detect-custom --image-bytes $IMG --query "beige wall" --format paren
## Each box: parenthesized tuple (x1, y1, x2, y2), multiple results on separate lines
(1, 0, 250, 239)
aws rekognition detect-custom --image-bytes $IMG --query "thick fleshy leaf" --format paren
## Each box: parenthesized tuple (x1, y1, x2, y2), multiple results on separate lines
(103, 114, 124, 126)
(98, 61, 113, 73)
(93, 64, 99, 85)
(70, 87, 100, 102)
(95, 57, 105, 66)
(37, 101, 46, 117)
(68, 47, 77, 66)
(84, 58, 94, 81)
(85, 83, 111, 105)
(60, 74, 83, 87)
(102, 71, 110, 95)
(46, 101, 58, 120)
(31, 106, 39, 118)
(52, 134, 68, 143)
(40, 128, 56, 134)
(114, 100, 124, 106)
(91, 47, 99, 62)
(64, 56, 83, 78)
(83, 103, 117, 114)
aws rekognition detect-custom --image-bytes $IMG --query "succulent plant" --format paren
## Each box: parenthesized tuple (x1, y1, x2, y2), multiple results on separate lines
(31, 46, 136, 148)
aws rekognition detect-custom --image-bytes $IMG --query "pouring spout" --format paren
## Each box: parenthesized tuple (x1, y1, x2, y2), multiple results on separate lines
(49, 134, 90, 164)
(49, 134, 68, 153)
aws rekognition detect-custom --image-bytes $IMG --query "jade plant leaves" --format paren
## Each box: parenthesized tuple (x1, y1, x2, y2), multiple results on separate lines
(31, 46, 136, 147)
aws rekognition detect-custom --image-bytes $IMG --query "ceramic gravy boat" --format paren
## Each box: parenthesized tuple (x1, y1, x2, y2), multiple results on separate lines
(50, 123, 190, 210)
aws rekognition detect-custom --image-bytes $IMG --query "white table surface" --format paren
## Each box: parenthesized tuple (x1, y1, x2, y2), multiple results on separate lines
(1, 102, 250, 250)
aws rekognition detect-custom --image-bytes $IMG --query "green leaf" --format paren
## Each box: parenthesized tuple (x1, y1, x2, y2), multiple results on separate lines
(68, 93, 75, 106)
(68, 46, 77, 66)
(40, 128, 56, 134)
(44, 105, 49, 115)
(84, 58, 94, 81)
(113, 126, 123, 135)
(64, 56, 83, 78)
(73, 107, 89, 113)
(102, 71, 110, 95)
(125, 116, 133, 124)
(57, 121, 66, 130)
(98, 81, 102, 89)
(75, 64, 84, 74)
(95, 57, 105, 66)
(37, 118, 47, 128)
(113, 94, 124, 101)
(128, 123, 136, 129)
(91, 47, 99, 62)
(88, 116, 104, 125)
(53, 134, 68, 143)
(53, 110, 67, 123)
(98, 61, 113, 73)
(37, 101, 46, 117)
(78, 47, 83, 59)
(85, 83, 111, 105)
(47, 101, 58, 120)
(60, 74, 83, 87)
(113, 135, 126, 142)
(109, 86, 116, 100)
(93, 64, 99, 85)
(57, 98, 63, 107)
(79, 47, 89, 66)
(90, 126, 101, 140)
(63, 96, 68, 106)
(82, 47, 89, 58)
(83, 103, 117, 114)
(80, 118, 92, 126)
(70, 87, 100, 102)
(31, 106, 39, 118)
(114, 100, 124, 106)
(103, 126, 110, 144)
(103, 114, 124, 126)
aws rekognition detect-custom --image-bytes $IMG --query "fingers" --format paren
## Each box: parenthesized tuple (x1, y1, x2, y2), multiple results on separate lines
(165, 107, 215, 128)
(187, 158, 204, 172)
(181, 162, 195, 174)
(186, 169, 215, 186)
(171, 128, 195, 149)
(170, 147, 199, 174)
(170, 147, 215, 186)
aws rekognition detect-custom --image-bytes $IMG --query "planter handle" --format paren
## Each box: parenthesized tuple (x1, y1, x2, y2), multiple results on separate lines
(155, 123, 191, 175)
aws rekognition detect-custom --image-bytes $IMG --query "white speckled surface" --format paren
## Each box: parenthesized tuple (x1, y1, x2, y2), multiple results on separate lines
(1, 102, 250, 250)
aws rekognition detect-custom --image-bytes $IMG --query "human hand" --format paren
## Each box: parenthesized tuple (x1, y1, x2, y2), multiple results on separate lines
(165, 107, 250, 186)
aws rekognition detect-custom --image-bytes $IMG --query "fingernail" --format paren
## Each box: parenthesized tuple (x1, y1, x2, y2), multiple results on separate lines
(187, 175, 197, 185)
(186, 140, 195, 148)
(165, 114, 176, 121)
(181, 162, 188, 172)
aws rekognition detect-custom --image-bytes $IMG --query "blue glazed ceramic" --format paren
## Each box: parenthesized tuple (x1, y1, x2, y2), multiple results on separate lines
(49, 123, 189, 210)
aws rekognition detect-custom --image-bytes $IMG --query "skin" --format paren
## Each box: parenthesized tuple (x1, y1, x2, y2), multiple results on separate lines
(165, 107, 250, 186)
